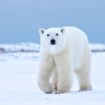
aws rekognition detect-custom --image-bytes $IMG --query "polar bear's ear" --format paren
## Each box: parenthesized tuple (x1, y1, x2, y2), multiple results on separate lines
(60, 28, 64, 34)
(39, 28, 45, 35)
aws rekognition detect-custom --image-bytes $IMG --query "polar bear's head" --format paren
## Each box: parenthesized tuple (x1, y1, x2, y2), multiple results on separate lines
(39, 28, 66, 55)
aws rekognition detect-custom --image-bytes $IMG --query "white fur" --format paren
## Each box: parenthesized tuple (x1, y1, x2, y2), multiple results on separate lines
(38, 26, 92, 94)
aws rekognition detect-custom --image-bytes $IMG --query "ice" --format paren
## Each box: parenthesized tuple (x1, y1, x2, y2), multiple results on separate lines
(0, 43, 105, 105)
(0, 43, 105, 53)
(0, 42, 40, 53)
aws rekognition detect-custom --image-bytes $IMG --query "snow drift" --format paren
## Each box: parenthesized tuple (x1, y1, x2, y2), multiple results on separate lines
(0, 42, 105, 53)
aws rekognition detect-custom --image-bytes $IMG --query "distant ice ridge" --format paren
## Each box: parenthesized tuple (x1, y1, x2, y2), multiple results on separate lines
(0, 43, 105, 53)
(90, 44, 105, 52)
(0, 42, 40, 53)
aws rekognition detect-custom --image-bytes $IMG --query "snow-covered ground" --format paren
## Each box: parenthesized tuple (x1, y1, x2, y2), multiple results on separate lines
(0, 43, 39, 53)
(0, 43, 105, 53)
(0, 44, 105, 105)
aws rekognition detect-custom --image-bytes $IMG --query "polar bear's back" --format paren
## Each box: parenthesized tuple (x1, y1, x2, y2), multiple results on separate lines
(64, 26, 89, 43)
(64, 26, 90, 69)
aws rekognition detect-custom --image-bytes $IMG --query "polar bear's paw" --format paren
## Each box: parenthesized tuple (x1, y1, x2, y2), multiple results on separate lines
(54, 90, 69, 94)
(53, 88, 69, 94)
(44, 85, 53, 94)
(79, 85, 92, 91)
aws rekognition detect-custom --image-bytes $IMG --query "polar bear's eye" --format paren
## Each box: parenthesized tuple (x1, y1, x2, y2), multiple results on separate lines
(47, 34, 49, 36)
(56, 33, 59, 36)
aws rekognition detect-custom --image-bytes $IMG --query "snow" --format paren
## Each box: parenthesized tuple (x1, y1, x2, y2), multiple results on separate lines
(0, 44, 105, 105)
(90, 44, 105, 52)
(0, 42, 39, 53)
(90, 44, 105, 50)
(0, 43, 105, 53)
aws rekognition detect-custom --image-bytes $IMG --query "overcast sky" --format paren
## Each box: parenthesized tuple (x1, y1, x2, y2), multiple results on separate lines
(0, 0, 105, 44)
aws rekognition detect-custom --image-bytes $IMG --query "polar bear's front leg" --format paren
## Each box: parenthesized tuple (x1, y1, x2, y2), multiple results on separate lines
(57, 70, 72, 94)
(51, 69, 58, 92)
(38, 68, 53, 94)
(54, 51, 73, 94)
(38, 54, 54, 94)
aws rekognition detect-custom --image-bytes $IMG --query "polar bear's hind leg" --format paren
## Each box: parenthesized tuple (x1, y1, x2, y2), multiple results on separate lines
(75, 65, 92, 91)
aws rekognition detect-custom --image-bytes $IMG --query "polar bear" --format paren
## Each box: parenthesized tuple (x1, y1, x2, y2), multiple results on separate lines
(38, 26, 92, 94)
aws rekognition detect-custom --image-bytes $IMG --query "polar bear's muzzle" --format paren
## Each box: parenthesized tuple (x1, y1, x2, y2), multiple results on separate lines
(50, 39, 56, 45)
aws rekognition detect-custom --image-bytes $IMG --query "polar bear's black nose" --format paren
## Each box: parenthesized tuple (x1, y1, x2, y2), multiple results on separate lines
(50, 39, 56, 45)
